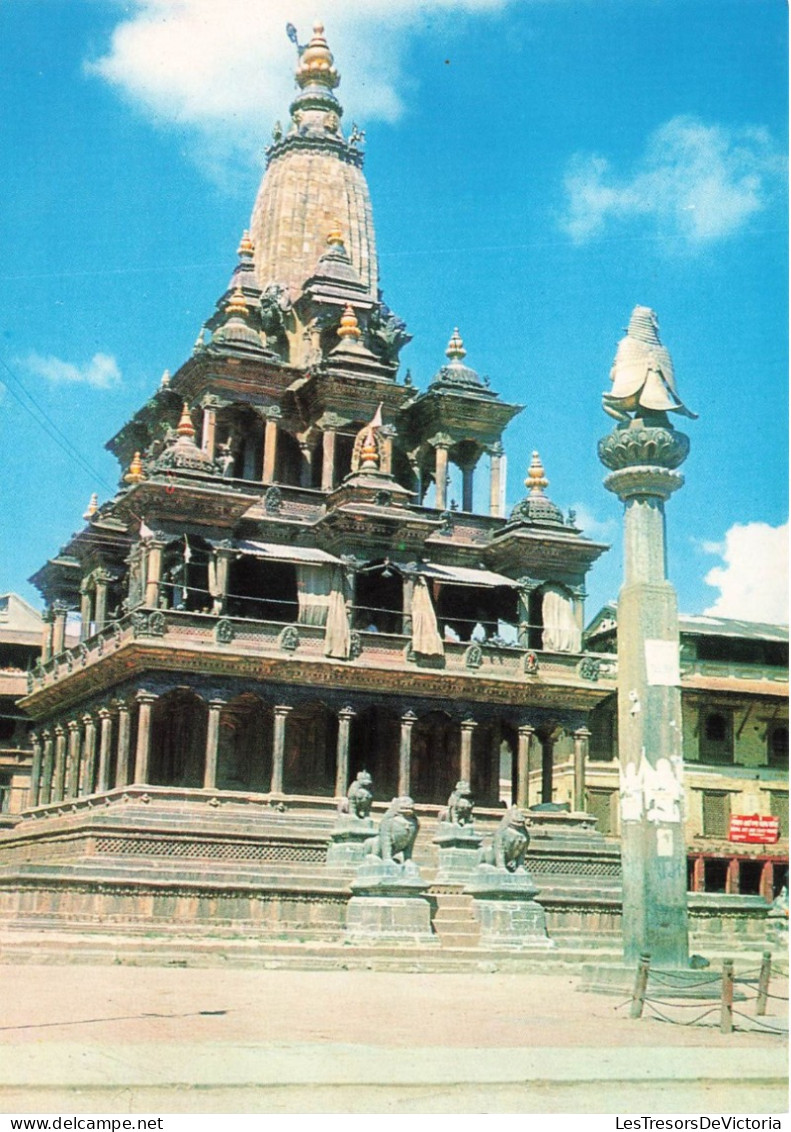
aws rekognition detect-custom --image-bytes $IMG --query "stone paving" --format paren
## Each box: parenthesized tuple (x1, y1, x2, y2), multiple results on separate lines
(0, 965, 786, 1114)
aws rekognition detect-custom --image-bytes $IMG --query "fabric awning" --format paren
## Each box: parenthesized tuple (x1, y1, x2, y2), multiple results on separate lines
(418, 562, 518, 589)
(235, 540, 342, 566)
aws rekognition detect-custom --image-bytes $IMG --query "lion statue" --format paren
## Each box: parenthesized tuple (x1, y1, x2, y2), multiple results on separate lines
(338, 770, 374, 820)
(438, 780, 474, 827)
(363, 796, 419, 864)
(479, 806, 530, 872)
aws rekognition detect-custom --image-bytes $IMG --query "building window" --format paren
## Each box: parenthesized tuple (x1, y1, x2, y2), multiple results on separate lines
(0, 774, 10, 814)
(699, 709, 733, 764)
(768, 725, 788, 768)
(586, 787, 616, 836)
(588, 700, 617, 761)
(701, 790, 730, 838)
(769, 791, 788, 838)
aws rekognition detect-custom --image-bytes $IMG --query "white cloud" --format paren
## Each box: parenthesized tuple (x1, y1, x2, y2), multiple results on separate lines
(20, 352, 122, 389)
(561, 116, 785, 246)
(703, 521, 788, 625)
(568, 502, 617, 542)
(86, 0, 508, 176)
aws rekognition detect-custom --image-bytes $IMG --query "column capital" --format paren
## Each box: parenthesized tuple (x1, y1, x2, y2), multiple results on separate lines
(54, 723, 65, 737)
(518, 723, 536, 737)
(67, 719, 80, 733)
(460, 716, 478, 733)
(30, 730, 41, 747)
(41, 728, 52, 741)
(136, 690, 159, 706)
(338, 704, 356, 721)
(97, 707, 112, 721)
(573, 725, 592, 739)
(273, 703, 293, 719)
(82, 713, 95, 728)
(207, 698, 226, 711)
(401, 709, 417, 725)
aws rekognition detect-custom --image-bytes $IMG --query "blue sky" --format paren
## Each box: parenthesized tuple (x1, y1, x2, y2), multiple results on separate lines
(1, 0, 787, 624)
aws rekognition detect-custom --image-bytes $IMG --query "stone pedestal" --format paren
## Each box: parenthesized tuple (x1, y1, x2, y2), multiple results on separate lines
(346, 859, 436, 945)
(433, 822, 482, 885)
(326, 816, 375, 867)
(464, 864, 554, 949)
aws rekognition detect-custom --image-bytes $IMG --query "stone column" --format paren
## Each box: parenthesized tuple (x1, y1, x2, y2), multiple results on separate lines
(321, 428, 336, 491)
(40, 730, 54, 804)
(97, 708, 112, 793)
(691, 855, 705, 893)
(144, 543, 163, 608)
(52, 603, 68, 656)
(573, 726, 591, 813)
(212, 545, 233, 616)
(201, 404, 217, 459)
(133, 692, 157, 785)
(79, 585, 93, 643)
(516, 725, 534, 809)
(726, 857, 740, 895)
(600, 411, 692, 968)
(41, 608, 54, 662)
(115, 702, 131, 788)
(461, 465, 475, 513)
(270, 705, 292, 794)
(459, 717, 477, 783)
(540, 733, 555, 804)
(398, 710, 416, 796)
(262, 412, 279, 485)
(489, 442, 504, 518)
(334, 705, 356, 798)
(94, 575, 109, 630)
(434, 444, 449, 511)
(203, 699, 225, 790)
(401, 575, 415, 636)
(299, 442, 314, 488)
(81, 714, 97, 796)
(52, 725, 67, 802)
(66, 720, 81, 799)
(28, 732, 43, 808)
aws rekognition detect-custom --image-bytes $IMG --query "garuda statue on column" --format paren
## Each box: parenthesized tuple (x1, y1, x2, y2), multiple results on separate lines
(603, 306, 697, 425)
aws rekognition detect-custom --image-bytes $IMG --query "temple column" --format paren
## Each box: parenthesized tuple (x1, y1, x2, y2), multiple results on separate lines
(401, 575, 415, 636)
(573, 726, 591, 813)
(489, 720, 502, 803)
(201, 403, 217, 459)
(96, 709, 112, 792)
(459, 717, 477, 783)
(379, 427, 394, 476)
(52, 603, 68, 656)
(262, 413, 279, 485)
(489, 442, 504, 518)
(461, 464, 474, 513)
(41, 608, 54, 662)
(270, 705, 292, 794)
(115, 702, 131, 788)
(52, 725, 67, 802)
(81, 714, 97, 796)
(516, 724, 534, 809)
(66, 720, 81, 799)
(691, 855, 705, 893)
(211, 545, 233, 615)
(133, 692, 157, 786)
(79, 584, 93, 642)
(321, 428, 336, 491)
(40, 730, 54, 803)
(398, 710, 416, 796)
(299, 441, 314, 488)
(540, 732, 555, 804)
(335, 705, 356, 798)
(434, 444, 449, 511)
(144, 543, 163, 608)
(28, 732, 43, 807)
(94, 574, 109, 629)
(203, 699, 225, 790)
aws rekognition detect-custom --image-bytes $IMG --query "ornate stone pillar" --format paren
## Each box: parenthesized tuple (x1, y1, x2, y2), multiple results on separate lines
(52, 724, 67, 802)
(321, 428, 336, 491)
(540, 733, 555, 804)
(79, 584, 93, 643)
(459, 717, 477, 783)
(41, 608, 55, 662)
(401, 575, 415, 636)
(66, 720, 81, 799)
(94, 573, 109, 630)
(97, 708, 112, 792)
(334, 705, 356, 798)
(144, 542, 164, 608)
(516, 724, 534, 809)
(489, 442, 504, 518)
(270, 704, 292, 794)
(52, 603, 68, 656)
(398, 710, 416, 796)
(461, 465, 474, 513)
(115, 702, 131, 788)
(262, 409, 280, 485)
(434, 444, 449, 511)
(133, 692, 157, 785)
(81, 714, 97, 796)
(573, 726, 591, 813)
(40, 730, 54, 803)
(28, 732, 43, 808)
(203, 699, 225, 790)
(212, 544, 233, 616)
(201, 401, 217, 459)
(299, 441, 314, 488)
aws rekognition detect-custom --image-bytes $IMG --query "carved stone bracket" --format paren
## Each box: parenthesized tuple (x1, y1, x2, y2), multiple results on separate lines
(131, 611, 166, 638)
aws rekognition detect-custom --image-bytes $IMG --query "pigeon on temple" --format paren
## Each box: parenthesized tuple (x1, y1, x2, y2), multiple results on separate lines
(603, 305, 697, 423)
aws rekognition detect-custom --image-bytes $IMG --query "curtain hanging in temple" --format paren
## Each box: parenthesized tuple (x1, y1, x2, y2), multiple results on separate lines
(324, 569, 351, 659)
(541, 585, 581, 652)
(296, 564, 332, 627)
(411, 575, 445, 656)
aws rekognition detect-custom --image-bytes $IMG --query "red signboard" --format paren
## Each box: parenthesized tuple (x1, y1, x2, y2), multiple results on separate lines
(728, 814, 780, 844)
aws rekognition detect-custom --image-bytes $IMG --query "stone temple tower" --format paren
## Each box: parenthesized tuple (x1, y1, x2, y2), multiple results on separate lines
(250, 22, 377, 303)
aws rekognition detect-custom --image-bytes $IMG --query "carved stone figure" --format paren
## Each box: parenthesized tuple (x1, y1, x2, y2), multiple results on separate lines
(363, 796, 419, 863)
(339, 770, 374, 820)
(368, 300, 412, 364)
(604, 306, 697, 424)
(479, 806, 530, 872)
(438, 780, 474, 827)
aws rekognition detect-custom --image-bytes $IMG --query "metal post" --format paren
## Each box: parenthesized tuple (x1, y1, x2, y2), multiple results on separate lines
(720, 958, 734, 1034)
(756, 951, 771, 1016)
(630, 952, 651, 1018)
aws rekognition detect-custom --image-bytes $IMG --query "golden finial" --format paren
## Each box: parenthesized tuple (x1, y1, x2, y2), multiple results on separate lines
(525, 451, 549, 495)
(176, 403, 196, 439)
(338, 303, 361, 341)
(225, 286, 249, 316)
(359, 428, 380, 471)
(326, 220, 344, 247)
(124, 452, 145, 485)
(83, 493, 98, 520)
(296, 21, 339, 89)
(237, 230, 255, 257)
(445, 328, 467, 363)
(159, 369, 170, 389)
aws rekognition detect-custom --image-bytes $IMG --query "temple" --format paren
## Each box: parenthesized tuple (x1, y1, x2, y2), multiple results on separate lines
(0, 24, 785, 957)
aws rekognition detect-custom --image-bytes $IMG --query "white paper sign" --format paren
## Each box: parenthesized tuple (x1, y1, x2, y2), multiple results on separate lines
(644, 639, 681, 686)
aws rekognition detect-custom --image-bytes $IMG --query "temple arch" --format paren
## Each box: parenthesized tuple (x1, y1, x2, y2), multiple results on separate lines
(149, 689, 208, 787)
(217, 693, 272, 792)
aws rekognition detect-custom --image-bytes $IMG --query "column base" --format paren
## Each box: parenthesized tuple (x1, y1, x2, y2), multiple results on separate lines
(346, 859, 437, 945)
(433, 822, 483, 885)
(465, 865, 554, 950)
